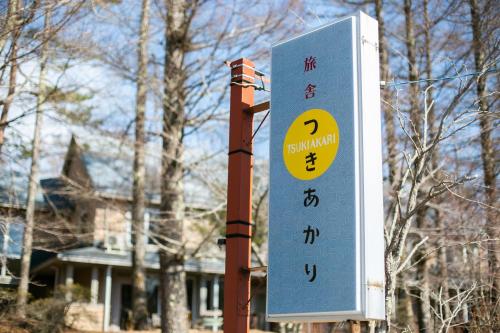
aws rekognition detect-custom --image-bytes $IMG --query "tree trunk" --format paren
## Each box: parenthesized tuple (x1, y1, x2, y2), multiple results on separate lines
(375, 1, 398, 329)
(403, 282, 418, 333)
(424, 0, 451, 325)
(374, 0, 397, 186)
(381, 1, 430, 326)
(16, 3, 51, 317)
(159, 0, 189, 332)
(436, 211, 451, 321)
(132, 0, 151, 329)
(0, 0, 20, 154)
(469, 0, 499, 301)
(415, 214, 433, 333)
(374, 0, 397, 332)
(384, 257, 397, 331)
(404, 0, 420, 142)
(413, 3, 434, 331)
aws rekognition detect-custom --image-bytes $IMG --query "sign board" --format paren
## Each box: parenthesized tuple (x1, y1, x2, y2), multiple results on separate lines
(267, 12, 385, 322)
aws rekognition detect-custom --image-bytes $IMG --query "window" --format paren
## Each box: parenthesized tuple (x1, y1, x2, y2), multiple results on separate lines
(186, 278, 193, 310)
(206, 279, 214, 310)
(79, 211, 89, 235)
(126, 211, 152, 246)
(144, 212, 150, 245)
(146, 209, 160, 245)
(147, 285, 158, 315)
(201, 275, 222, 314)
(125, 212, 132, 246)
(0, 222, 24, 257)
(218, 278, 224, 310)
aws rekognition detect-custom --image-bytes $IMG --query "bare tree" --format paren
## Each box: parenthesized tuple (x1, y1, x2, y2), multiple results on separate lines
(421, 0, 452, 323)
(0, 0, 22, 153)
(158, 0, 191, 330)
(156, 1, 294, 331)
(374, 0, 397, 187)
(16, 1, 52, 317)
(468, 0, 499, 306)
(131, 0, 151, 329)
(0, 0, 84, 154)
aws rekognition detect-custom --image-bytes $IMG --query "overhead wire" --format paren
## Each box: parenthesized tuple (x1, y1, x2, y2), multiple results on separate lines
(246, 65, 498, 140)
(383, 67, 498, 88)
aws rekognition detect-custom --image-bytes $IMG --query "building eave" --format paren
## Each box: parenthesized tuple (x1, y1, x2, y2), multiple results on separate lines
(32, 247, 227, 275)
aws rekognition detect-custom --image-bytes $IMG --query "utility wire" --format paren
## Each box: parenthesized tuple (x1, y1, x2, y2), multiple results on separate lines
(250, 66, 497, 140)
(383, 67, 498, 88)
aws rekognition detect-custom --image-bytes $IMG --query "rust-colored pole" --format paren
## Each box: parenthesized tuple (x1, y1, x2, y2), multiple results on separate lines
(224, 58, 255, 333)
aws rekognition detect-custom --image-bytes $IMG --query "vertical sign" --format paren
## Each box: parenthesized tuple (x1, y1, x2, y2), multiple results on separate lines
(267, 12, 385, 322)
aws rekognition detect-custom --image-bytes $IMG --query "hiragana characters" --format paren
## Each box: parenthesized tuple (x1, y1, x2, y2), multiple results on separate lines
(303, 188, 319, 207)
(303, 119, 318, 135)
(305, 264, 317, 282)
(303, 225, 320, 244)
(305, 152, 317, 171)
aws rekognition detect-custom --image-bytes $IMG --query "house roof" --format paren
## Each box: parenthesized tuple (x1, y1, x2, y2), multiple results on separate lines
(39, 178, 76, 210)
(0, 169, 47, 209)
(81, 151, 134, 197)
(64, 135, 161, 202)
(63, 135, 215, 208)
(33, 246, 226, 274)
(33, 245, 266, 277)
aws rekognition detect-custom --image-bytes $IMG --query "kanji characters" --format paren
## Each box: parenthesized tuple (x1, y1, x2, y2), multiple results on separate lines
(305, 84, 316, 99)
(299, 55, 321, 284)
(304, 56, 317, 72)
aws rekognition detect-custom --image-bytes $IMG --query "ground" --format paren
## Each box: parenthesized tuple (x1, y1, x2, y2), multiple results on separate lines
(64, 329, 272, 333)
(0, 323, 272, 333)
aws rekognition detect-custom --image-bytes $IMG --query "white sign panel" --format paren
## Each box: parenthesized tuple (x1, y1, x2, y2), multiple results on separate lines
(267, 12, 385, 322)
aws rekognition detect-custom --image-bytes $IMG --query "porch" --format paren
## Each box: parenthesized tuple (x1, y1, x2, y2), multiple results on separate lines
(31, 246, 267, 331)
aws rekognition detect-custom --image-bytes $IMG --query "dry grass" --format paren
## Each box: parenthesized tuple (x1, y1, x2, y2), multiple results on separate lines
(0, 321, 29, 333)
(64, 329, 271, 333)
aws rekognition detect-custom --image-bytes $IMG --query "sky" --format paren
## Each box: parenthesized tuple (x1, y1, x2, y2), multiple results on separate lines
(1, 0, 494, 209)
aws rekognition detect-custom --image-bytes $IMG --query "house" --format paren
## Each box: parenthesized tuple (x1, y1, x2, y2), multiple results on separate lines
(0, 168, 48, 286)
(0, 136, 269, 332)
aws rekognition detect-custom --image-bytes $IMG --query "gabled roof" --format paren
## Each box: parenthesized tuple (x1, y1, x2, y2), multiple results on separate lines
(57, 134, 219, 208)
(81, 152, 133, 196)
(39, 178, 76, 210)
(62, 135, 161, 201)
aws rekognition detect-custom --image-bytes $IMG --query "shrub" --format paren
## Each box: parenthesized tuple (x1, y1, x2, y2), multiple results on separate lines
(0, 285, 89, 333)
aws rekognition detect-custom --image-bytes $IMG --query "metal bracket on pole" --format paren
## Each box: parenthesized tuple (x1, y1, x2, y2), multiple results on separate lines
(231, 73, 256, 83)
(241, 266, 268, 273)
(228, 61, 269, 80)
(227, 60, 270, 91)
(245, 101, 270, 114)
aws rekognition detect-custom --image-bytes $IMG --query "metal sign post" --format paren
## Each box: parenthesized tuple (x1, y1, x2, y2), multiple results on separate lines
(267, 11, 385, 322)
(224, 58, 255, 333)
(223, 58, 270, 333)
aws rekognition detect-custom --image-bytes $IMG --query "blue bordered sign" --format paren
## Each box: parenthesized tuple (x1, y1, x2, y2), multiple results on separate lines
(267, 11, 385, 322)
